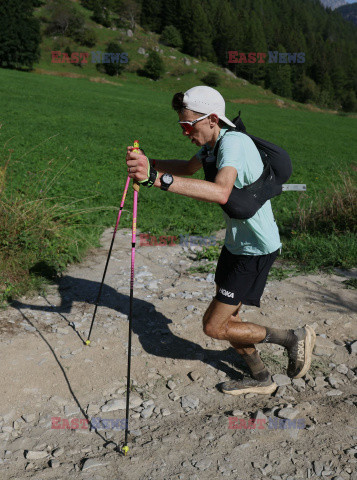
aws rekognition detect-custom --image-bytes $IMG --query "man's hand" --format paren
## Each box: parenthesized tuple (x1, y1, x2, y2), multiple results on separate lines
(126, 146, 150, 182)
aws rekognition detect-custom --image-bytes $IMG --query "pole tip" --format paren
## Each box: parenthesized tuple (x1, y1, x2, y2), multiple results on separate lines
(85, 340, 91, 346)
(122, 445, 129, 456)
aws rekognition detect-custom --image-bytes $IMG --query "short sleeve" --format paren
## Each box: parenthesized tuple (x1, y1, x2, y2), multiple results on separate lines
(216, 132, 246, 188)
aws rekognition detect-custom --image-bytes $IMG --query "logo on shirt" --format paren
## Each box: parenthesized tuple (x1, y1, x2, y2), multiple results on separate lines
(219, 288, 234, 298)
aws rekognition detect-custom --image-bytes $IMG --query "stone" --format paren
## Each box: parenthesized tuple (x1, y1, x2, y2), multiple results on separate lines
(181, 395, 199, 409)
(314, 336, 335, 356)
(52, 447, 64, 457)
(25, 450, 48, 460)
(140, 405, 154, 419)
(224, 68, 236, 78)
(64, 405, 80, 416)
(272, 374, 291, 386)
(336, 364, 348, 375)
(188, 370, 202, 382)
(167, 380, 176, 390)
(49, 459, 60, 468)
(127, 29, 133, 37)
(82, 458, 107, 471)
(326, 390, 343, 396)
(292, 378, 306, 391)
(137, 47, 146, 55)
(192, 458, 211, 470)
(350, 340, 357, 354)
(277, 407, 299, 420)
(161, 409, 171, 416)
(101, 399, 126, 412)
(21, 413, 36, 423)
(313, 460, 324, 476)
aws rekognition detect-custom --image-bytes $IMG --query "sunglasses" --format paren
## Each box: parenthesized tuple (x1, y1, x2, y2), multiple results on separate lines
(178, 112, 216, 134)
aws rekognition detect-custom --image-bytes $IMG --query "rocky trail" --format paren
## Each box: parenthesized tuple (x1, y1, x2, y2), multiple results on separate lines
(0, 227, 356, 480)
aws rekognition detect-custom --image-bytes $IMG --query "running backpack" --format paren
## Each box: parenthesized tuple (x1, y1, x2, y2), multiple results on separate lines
(201, 111, 292, 219)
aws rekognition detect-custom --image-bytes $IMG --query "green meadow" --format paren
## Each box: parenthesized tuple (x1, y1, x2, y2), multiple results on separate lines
(0, 67, 356, 303)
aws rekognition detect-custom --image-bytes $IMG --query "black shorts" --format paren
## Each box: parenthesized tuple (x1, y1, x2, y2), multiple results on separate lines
(214, 246, 279, 307)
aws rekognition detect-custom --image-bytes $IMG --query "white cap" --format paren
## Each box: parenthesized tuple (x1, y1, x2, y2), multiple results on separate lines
(183, 86, 236, 128)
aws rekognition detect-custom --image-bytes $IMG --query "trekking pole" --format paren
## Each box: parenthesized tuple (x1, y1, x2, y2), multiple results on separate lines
(122, 140, 140, 456)
(85, 175, 131, 346)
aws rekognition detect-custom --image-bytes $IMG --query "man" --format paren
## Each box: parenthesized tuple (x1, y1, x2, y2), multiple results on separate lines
(126, 86, 316, 395)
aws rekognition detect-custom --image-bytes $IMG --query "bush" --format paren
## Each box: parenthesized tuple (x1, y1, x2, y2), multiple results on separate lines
(45, 0, 85, 38)
(102, 42, 127, 76)
(341, 90, 357, 113)
(160, 25, 183, 48)
(201, 72, 220, 87)
(75, 27, 98, 47)
(0, 147, 96, 307)
(142, 51, 164, 80)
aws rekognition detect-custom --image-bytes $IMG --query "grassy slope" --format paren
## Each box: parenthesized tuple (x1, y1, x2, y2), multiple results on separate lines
(0, 2, 356, 303)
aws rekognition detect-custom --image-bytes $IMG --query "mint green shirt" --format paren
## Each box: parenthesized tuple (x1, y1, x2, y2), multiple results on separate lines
(197, 128, 282, 255)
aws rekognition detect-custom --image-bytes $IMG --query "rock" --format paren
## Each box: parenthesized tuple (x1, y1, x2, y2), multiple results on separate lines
(277, 407, 299, 420)
(313, 460, 324, 476)
(52, 447, 64, 457)
(252, 410, 268, 423)
(161, 409, 171, 416)
(169, 55, 176, 59)
(181, 395, 199, 409)
(232, 409, 244, 416)
(186, 305, 195, 311)
(21, 413, 36, 423)
(260, 464, 273, 475)
(188, 371, 202, 382)
(272, 374, 291, 386)
(167, 380, 176, 390)
(326, 390, 343, 396)
(137, 47, 146, 55)
(82, 458, 107, 471)
(64, 405, 80, 416)
(130, 395, 143, 408)
(49, 459, 60, 468)
(205, 273, 215, 283)
(56, 327, 69, 335)
(224, 68, 236, 78)
(183, 57, 191, 65)
(101, 399, 126, 412)
(25, 450, 48, 460)
(327, 376, 341, 388)
(192, 458, 211, 470)
(314, 336, 335, 356)
(127, 29, 133, 37)
(349, 340, 357, 354)
(140, 405, 154, 419)
(336, 364, 348, 375)
(292, 378, 306, 392)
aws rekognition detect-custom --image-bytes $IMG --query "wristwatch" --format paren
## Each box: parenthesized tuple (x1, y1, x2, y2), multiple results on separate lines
(160, 173, 173, 191)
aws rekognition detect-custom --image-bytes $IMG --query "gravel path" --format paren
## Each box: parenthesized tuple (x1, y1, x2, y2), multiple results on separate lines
(0, 228, 356, 480)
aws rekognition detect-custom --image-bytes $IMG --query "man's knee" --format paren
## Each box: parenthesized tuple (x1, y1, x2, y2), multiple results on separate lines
(203, 319, 227, 340)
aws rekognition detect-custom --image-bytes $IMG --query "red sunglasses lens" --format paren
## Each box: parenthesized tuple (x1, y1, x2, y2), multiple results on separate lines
(180, 123, 193, 134)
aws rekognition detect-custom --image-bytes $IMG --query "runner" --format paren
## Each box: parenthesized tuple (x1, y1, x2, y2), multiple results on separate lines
(125, 86, 316, 395)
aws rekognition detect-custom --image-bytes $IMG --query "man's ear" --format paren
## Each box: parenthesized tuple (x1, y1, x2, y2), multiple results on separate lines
(210, 114, 219, 127)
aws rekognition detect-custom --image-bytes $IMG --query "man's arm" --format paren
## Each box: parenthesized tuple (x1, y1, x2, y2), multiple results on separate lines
(149, 154, 202, 176)
(151, 166, 237, 204)
(126, 148, 237, 204)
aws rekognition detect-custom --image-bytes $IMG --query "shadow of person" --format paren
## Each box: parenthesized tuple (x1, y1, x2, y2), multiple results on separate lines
(11, 262, 251, 386)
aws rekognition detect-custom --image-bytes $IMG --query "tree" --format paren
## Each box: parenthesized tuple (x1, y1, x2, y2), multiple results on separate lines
(160, 25, 182, 48)
(140, 0, 163, 32)
(342, 90, 357, 113)
(0, 0, 42, 70)
(142, 51, 164, 80)
(103, 42, 127, 76)
(45, 0, 85, 37)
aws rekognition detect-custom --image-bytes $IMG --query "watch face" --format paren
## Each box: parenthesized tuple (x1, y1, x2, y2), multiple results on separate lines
(162, 173, 173, 184)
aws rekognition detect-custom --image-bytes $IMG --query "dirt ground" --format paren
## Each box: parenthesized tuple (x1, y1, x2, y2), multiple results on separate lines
(0, 227, 356, 480)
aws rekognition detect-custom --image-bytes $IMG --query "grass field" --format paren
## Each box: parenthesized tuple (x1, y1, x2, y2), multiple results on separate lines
(0, 66, 356, 303)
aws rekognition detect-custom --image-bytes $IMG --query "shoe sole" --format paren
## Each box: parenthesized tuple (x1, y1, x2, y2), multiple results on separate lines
(294, 324, 316, 379)
(221, 382, 278, 396)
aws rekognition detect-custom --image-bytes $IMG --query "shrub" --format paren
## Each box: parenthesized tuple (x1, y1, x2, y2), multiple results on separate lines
(142, 51, 164, 80)
(341, 90, 357, 113)
(201, 72, 220, 87)
(103, 42, 127, 76)
(75, 27, 98, 47)
(160, 25, 183, 48)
